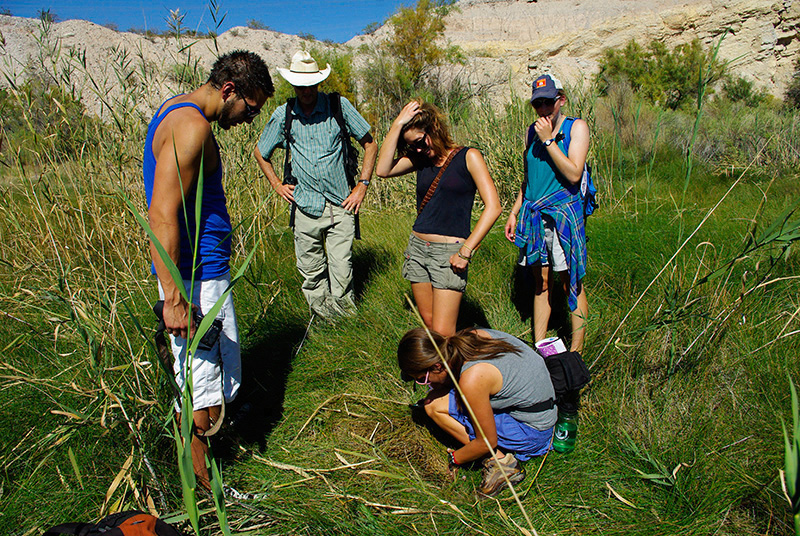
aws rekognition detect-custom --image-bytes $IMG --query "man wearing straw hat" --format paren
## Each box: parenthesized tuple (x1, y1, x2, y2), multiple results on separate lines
(255, 51, 378, 320)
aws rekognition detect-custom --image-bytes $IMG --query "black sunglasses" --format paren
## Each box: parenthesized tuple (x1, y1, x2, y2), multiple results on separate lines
(243, 99, 261, 118)
(408, 132, 428, 151)
(532, 97, 556, 108)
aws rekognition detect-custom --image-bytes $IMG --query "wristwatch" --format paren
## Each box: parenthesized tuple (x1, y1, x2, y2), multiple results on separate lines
(359, 179, 371, 186)
(544, 138, 556, 146)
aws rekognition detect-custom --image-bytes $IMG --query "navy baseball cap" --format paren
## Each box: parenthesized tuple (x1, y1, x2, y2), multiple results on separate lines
(530, 74, 562, 102)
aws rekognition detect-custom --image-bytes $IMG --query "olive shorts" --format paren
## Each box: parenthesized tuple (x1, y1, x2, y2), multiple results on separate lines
(402, 234, 468, 292)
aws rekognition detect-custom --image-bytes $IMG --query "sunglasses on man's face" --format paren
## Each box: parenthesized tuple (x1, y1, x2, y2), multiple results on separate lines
(243, 99, 261, 119)
(532, 98, 556, 108)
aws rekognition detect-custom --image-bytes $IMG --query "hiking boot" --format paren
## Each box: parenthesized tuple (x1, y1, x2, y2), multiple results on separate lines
(478, 452, 525, 497)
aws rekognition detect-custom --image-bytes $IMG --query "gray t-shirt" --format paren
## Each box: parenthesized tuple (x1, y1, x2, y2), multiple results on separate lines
(461, 329, 557, 431)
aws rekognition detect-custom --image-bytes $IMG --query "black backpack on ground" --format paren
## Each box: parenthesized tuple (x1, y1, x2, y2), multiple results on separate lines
(282, 92, 362, 239)
(43, 510, 184, 536)
(520, 350, 591, 415)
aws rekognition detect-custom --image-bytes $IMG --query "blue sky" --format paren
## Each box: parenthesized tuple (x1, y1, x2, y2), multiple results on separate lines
(2, 1, 404, 43)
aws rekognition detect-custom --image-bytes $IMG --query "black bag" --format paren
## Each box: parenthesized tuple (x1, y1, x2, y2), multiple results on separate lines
(545, 351, 591, 396)
(545, 351, 591, 414)
(43, 510, 184, 536)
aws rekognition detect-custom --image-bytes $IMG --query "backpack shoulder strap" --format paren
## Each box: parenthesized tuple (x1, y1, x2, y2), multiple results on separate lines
(560, 116, 577, 153)
(328, 92, 349, 138)
(525, 124, 536, 151)
(43, 523, 90, 536)
(283, 98, 296, 144)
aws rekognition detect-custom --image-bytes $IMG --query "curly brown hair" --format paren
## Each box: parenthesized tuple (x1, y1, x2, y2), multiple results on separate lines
(398, 101, 455, 160)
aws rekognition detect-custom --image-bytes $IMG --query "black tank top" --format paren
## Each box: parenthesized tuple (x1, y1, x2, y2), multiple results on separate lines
(412, 148, 476, 239)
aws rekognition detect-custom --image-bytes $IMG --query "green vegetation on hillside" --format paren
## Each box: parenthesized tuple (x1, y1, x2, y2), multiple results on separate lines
(0, 9, 799, 536)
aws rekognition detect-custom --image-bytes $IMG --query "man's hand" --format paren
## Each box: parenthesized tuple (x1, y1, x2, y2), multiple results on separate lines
(163, 297, 197, 340)
(341, 182, 367, 213)
(274, 182, 295, 203)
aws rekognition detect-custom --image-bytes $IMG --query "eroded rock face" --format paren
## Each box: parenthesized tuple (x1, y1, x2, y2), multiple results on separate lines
(0, 0, 796, 116)
(441, 0, 800, 101)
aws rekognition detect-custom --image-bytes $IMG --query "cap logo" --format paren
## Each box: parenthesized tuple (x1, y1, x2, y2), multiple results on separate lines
(536, 79, 547, 88)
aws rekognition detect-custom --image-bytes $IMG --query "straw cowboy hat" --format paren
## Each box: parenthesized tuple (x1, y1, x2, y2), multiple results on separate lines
(277, 51, 331, 87)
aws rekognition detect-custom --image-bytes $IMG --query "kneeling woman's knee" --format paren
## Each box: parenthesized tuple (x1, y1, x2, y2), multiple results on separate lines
(424, 394, 450, 420)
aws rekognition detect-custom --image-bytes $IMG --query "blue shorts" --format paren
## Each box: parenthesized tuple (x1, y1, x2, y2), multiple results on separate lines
(448, 390, 553, 461)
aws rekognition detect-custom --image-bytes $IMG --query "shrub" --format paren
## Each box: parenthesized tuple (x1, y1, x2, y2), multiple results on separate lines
(247, 19, 272, 31)
(596, 38, 725, 110)
(785, 57, 800, 109)
(722, 75, 767, 107)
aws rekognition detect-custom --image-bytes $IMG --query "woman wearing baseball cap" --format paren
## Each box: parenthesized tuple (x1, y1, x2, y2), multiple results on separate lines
(504, 74, 590, 354)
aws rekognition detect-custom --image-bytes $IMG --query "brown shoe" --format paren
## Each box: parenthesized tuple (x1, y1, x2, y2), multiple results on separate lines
(478, 452, 525, 497)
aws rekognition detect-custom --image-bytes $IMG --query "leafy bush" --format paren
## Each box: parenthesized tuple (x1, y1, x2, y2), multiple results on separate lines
(596, 39, 725, 110)
(785, 57, 800, 109)
(722, 75, 767, 107)
(247, 19, 272, 31)
(0, 80, 100, 164)
(361, 0, 466, 119)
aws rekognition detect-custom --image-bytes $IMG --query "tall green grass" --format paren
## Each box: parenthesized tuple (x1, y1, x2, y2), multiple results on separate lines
(0, 16, 799, 535)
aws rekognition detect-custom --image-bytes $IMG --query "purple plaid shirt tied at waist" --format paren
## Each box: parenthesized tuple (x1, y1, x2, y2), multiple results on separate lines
(514, 188, 587, 311)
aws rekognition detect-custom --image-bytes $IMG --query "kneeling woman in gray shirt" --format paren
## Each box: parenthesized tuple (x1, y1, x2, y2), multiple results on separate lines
(398, 327, 556, 497)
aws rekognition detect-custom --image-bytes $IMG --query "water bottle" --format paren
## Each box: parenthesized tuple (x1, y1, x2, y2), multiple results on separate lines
(552, 411, 578, 453)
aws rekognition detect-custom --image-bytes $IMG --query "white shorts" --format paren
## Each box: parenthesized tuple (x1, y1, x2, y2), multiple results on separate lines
(542, 216, 568, 272)
(517, 215, 567, 272)
(158, 274, 241, 411)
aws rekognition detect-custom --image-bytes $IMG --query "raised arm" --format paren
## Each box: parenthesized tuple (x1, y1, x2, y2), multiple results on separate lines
(375, 101, 420, 178)
(534, 116, 590, 185)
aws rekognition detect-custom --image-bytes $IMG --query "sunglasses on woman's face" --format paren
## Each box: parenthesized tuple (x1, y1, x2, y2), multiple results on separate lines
(408, 132, 429, 151)
(532, 98, 556, 109)
(415, 370, 431, 386)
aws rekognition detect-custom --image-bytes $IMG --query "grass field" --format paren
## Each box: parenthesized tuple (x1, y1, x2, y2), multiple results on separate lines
(0, 22, 799, 536)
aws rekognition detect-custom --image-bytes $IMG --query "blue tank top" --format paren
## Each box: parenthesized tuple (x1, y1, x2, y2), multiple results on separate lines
(524, 122, 580, 202)
(143, 99, 231, 280)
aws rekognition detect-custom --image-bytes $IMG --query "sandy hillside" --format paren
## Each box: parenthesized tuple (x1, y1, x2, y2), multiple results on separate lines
(1, 0, 798, 115)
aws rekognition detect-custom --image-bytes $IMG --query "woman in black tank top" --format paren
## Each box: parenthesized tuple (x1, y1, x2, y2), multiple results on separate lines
(376, 101, 502, 336)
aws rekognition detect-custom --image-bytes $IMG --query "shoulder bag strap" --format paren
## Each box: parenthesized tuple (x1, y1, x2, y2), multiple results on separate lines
(417, 146, 464, 216)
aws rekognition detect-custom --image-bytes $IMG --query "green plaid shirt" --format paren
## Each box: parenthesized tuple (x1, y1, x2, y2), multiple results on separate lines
(257, 93, 371, 217)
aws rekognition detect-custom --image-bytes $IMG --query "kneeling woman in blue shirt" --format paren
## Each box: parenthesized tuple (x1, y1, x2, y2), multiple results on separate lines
(398, 327, 556, 496)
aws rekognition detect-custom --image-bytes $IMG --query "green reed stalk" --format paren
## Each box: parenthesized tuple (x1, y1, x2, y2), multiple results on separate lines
(783, 377, 800, 535)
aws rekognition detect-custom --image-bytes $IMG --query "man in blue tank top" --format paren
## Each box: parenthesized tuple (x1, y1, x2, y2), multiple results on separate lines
(143, 51, 274, 489)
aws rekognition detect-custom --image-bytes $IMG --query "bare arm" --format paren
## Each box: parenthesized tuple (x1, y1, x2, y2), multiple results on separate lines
(450, 364, 503, 463)
(534, 116, 590, 184)
(449, 149, 502, 272)
(341, 133, 378, 214)
(254, 146, 295, 203)
(375, 101, 419, 178)
(504, 188, 525, 242)
(149, 115, 209, 339)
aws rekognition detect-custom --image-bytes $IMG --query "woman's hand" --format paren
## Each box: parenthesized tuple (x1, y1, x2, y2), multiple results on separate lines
(533, 115, 554, 142)
(449, 251, 469, 273)
(504, 212, 518, 242)
(395, 100, 421, 127)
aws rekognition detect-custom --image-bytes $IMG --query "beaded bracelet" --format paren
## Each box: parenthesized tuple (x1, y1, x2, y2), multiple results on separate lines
(448, 449, 459, 466)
